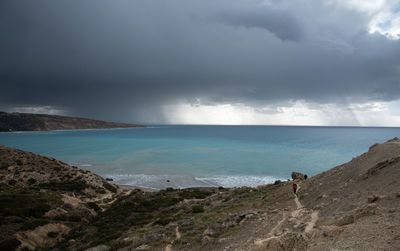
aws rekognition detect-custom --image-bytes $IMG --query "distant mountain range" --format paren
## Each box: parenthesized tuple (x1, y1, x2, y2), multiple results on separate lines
(0, 112, 145, 132)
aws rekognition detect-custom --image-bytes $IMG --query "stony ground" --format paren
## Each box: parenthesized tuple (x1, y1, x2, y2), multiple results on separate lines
(1, 138, 400, 250)
(0, 145, 120, 250)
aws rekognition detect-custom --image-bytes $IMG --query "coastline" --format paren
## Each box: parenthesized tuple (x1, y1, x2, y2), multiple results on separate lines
(118, 184, 221, 193)
(103, 173, 287, 191)
(118, 184, 159, 192)
(0, 111, 146, 132)
(2, 138, 400, 250)
(0, 126, 146, 134)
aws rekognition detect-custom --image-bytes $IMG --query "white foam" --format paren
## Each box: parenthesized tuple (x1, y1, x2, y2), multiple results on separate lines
(78, 164, 93, 167)
(104, 173, 286, 189)
(195, 175, 286, 188)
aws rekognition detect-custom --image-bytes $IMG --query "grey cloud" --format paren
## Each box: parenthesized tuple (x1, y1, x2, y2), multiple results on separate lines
(0, 0, 400, 123)
(216, 7, 304, 41)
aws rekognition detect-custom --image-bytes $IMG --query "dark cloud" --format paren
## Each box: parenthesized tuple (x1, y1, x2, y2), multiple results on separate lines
(0, 0, 399, 123)
(216, 7, 304, 41)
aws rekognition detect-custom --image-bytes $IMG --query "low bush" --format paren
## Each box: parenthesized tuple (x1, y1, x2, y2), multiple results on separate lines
(191, 205, 204, 213)
(103, 182, 117, 193)
(0, 238, 21, 250)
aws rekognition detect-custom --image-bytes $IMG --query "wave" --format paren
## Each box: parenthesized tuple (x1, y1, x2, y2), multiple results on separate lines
(103, 173, 287, 190)
(77, 163, 93, 167)
(195, 175, 286, 188)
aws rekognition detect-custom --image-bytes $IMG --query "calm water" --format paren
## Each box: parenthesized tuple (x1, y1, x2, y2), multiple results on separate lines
(1, 126, 399, 189)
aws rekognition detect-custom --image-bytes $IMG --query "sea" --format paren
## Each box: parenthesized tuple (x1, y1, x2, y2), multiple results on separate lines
(1, 125, 399, 190)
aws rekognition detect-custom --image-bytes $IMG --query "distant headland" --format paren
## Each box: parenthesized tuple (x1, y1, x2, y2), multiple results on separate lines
(0, 112, 145, 132)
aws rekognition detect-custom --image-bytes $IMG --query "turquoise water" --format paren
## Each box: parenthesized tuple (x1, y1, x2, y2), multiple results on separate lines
(1, 126, 399, 189)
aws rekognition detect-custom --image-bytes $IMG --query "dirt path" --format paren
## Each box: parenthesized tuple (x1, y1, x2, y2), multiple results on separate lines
(305, 211, 319, 233)
(165, 226, 181, 251)
(254, 183, 319, 248)
(253, 211, 289, 246)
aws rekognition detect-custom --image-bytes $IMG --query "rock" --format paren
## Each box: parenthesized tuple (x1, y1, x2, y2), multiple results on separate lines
(203, 227, 215, 236)
(368, 195, 380, 203)
(105, 178, 113, 181)
(85, 244, 111, 251)
(135, 244, 151, 250)
(202, 235, 213, 243)
(274, 180, 282, 185)
(369, 143, 379, 150)
(44, 207, 68, 219)
(223, 220, 237, 228)
(322, 226, 344, 238)
(291, 172, 306, 180)
(336, 215, 354, 226)
(257, 233, 307, 250)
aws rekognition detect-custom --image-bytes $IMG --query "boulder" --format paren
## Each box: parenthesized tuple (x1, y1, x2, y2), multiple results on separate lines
(291, 172, 306, 180)
(85, 244, 111, 251)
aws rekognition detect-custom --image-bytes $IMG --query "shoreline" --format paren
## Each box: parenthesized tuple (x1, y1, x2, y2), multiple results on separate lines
(118, 184, 225, 193)
(118, 184, 159, 192)
(0, 126, 146, 134)
(104, 174, 288, 191)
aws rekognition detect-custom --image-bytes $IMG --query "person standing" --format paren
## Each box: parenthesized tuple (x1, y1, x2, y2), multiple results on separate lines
(293, 182, 297, 194)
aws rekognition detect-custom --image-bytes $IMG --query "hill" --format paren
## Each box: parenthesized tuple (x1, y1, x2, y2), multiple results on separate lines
(1, 138, 400, 250)
(0, 112, 145, 132)
(0, 145, 120, 250)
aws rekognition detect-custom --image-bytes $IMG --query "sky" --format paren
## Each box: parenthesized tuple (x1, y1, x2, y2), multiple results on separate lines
(1, 0, 400, 126)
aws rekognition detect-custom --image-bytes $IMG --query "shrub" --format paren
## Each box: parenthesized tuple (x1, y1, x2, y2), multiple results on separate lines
(192, 205, 204, 213)
(103, 182, 117, 193)
(39, 181, 87, 192)
(0, 238, 21, 250)
(20, 219, 49, 230)
(0, 189, 59, 218)
(47, 231, 58, 238)
(179, 189, 213, 199)
(154, 217, 173, 226)
(27, 178, 36, 185)
(0, 162, 8, 169)
(87, 202, 101, 212)
(166, 187, 174, 192)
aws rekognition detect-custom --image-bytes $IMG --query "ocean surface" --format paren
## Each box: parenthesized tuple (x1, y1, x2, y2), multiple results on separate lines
(1, 125, 400, 189)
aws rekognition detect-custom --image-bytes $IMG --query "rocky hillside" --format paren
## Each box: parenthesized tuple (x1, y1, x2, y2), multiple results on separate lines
(0, 112, 145, 132)
(0, 145, 120, 250)
(296, 137, 400, 250)
(1, 138, 400, 250)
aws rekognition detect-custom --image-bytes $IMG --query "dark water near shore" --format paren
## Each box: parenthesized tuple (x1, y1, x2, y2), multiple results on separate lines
(1, 125, 399, 189)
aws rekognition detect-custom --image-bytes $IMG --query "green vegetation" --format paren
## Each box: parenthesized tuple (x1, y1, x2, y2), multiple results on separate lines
(0, 238, 21, 250)
(39, 181, 88, 192)
(103, 182, 117, 193)
(87, 202, 101, 212)
(65, 188, 217, 249)
(0, 188, 60, 218)
(20, 219, 50, 230)
(47, 231, 59, 238)
(191, 205, 205, 213)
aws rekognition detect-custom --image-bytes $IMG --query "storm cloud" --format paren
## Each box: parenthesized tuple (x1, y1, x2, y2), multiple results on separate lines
(0, 0, 399, 125)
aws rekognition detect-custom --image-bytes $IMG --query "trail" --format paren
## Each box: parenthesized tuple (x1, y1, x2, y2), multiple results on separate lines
(254, 183, 319, 247)
(165, 226, 181, 251)
(305, 211, 319, 233)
